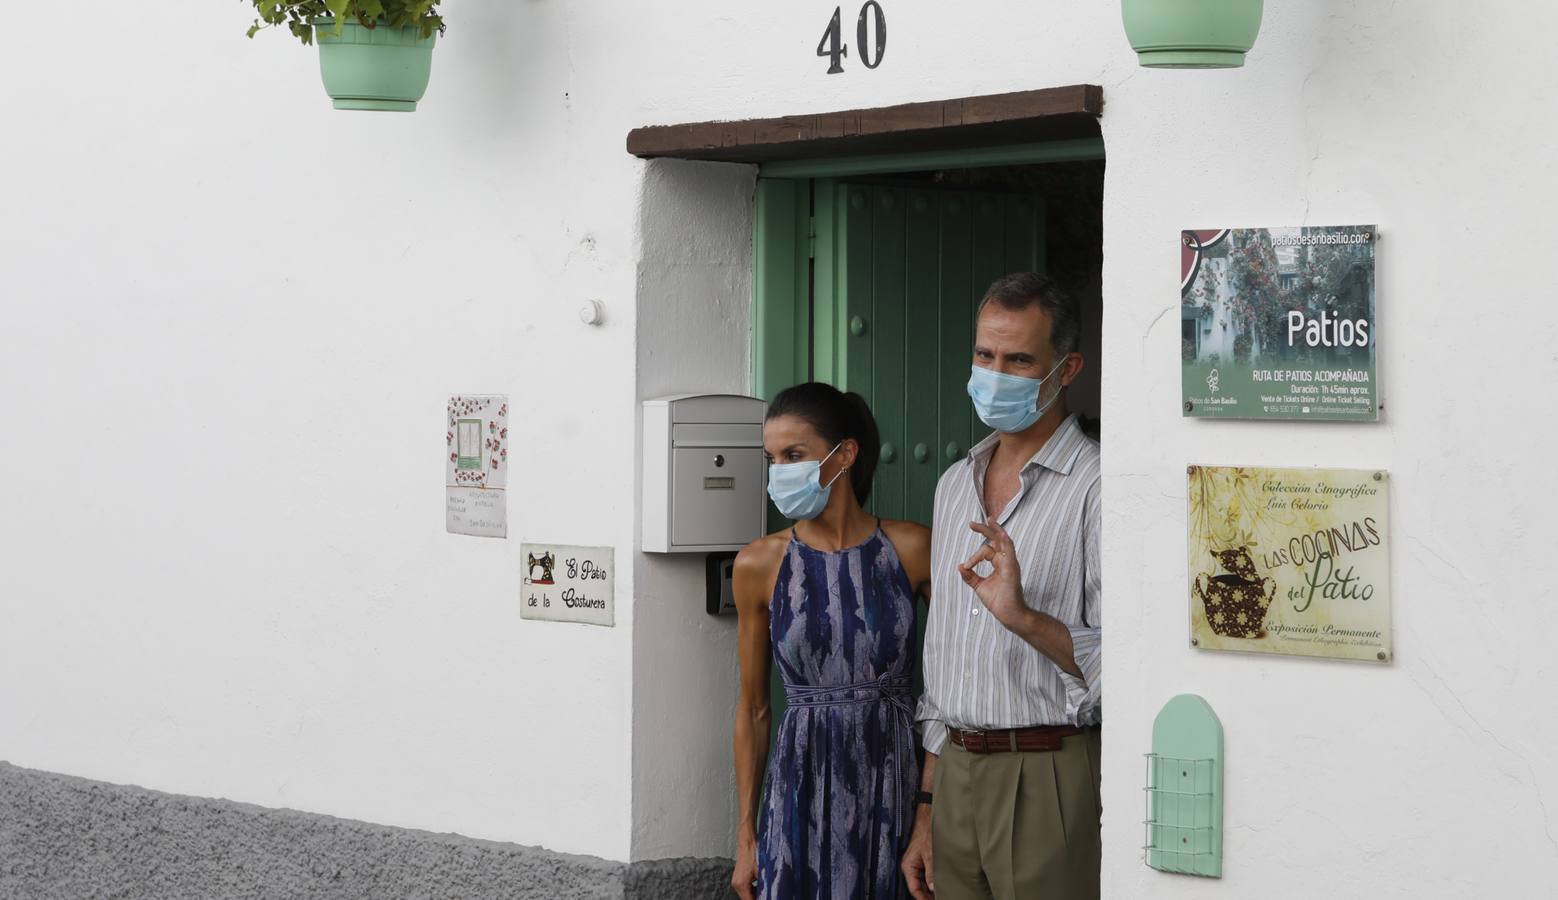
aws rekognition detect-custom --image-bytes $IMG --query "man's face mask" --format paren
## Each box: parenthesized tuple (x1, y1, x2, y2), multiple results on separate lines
(966, 355, 1069, 434)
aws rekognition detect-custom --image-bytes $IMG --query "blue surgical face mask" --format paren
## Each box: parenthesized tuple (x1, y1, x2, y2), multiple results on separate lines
(767, 442, 846, 521)
(967, 356, 1070, 433)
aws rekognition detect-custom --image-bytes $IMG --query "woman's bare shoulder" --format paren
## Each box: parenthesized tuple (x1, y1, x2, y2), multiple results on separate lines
(880, 519, 933, 599)
(733, 529, 791, 609)
(880, 519, 931, 552)
(736, 529, 791, 571)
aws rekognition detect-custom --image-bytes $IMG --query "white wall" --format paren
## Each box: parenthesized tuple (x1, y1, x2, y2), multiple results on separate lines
(0, 0, 644, 860)
(1099, 2, 1558, 894)
(631, 159, 755, 861)
(6, 1, 1558, 891)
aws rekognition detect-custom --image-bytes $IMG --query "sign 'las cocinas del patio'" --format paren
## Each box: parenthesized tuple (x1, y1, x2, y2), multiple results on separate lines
(1181, 225, 1377, 421)
(1188, 465, 1392, 663)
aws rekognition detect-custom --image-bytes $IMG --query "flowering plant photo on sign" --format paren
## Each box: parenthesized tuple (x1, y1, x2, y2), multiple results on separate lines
(1181, 225, 1377, 421)
(445, 395, 507, 538)
(1187, 465, 1392, 663)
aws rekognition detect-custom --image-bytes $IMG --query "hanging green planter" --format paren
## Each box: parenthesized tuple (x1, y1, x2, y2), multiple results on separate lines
(1121, 0, 1263, 69)
(244, 1, 445, 111)
(314, 20, 436, 111)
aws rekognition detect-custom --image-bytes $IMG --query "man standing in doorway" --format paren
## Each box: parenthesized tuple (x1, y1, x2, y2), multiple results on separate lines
(902, 273, 1102, 900)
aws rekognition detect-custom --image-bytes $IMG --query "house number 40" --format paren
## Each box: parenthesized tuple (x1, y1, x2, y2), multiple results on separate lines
(817, 3, 887, 74)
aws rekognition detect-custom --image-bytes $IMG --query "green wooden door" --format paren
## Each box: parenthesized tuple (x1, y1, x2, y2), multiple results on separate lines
(824, 181, 1045, 519)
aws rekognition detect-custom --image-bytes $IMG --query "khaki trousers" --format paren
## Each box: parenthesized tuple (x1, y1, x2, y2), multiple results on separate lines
(931, 728, 1101, 900)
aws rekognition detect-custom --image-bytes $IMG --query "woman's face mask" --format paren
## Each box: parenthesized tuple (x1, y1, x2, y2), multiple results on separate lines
(966, 355, 1070, 434)
(767, 442, 846, 521)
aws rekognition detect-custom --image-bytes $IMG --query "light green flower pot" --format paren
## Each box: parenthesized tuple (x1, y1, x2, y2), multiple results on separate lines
(1121, 0, 1263, 69)
(312, 20, 436, 111)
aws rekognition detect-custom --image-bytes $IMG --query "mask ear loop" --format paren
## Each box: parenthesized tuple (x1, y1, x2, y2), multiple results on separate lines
(1033, 354, 1073, 413)
(818, 441, 849, 489)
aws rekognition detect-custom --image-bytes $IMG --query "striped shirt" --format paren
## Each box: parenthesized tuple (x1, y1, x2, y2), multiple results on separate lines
(916, 414, 1102, 754)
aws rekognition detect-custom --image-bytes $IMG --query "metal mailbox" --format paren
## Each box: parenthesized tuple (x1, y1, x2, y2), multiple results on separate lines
(641, 394, 767, 553)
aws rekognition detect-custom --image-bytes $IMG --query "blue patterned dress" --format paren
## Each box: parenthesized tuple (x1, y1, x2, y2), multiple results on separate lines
(758, 527, 918, 900)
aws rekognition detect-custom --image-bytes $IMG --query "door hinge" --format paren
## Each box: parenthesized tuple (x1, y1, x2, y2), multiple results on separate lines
(807, 215, 817, 260)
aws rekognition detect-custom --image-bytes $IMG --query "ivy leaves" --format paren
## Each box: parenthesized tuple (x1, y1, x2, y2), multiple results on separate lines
(243, 0, 445, 45)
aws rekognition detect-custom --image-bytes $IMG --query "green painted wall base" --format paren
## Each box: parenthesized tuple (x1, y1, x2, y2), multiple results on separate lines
(313, 20, 436, 112)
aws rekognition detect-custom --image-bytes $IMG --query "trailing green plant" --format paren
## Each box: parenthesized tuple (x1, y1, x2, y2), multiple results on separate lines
(244, 0, 445, 45)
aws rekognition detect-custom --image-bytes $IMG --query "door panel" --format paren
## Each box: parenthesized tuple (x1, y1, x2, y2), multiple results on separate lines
(903, 190, 942, 528)
(1006, 194, 1045, 278)
(752, 179, 811, 399)
(938, 193, 976, 492)
(869, 187, 908, 521)
(841, 187, 875, 452)
(833, 182, 1045, 523)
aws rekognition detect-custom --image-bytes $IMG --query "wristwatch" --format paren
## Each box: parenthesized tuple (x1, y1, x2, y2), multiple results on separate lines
(914, 790, 934, 806)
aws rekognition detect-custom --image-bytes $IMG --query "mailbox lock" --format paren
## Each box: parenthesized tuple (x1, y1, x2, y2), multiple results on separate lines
(714, 454, 725, 468)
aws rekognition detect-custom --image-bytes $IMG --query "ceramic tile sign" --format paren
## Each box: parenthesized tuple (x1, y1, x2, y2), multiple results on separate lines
(1188, 465, 1391, 663)
(445, 395, 508, 538)
(520, 544, 615, 627)
(1181, 225, 1378, 421)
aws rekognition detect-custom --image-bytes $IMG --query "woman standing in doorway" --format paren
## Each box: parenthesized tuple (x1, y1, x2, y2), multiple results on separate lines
(730, 383, 932, 900)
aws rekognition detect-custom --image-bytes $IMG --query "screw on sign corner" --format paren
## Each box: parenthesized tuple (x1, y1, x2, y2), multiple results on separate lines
(1184, 401, 1194, 413)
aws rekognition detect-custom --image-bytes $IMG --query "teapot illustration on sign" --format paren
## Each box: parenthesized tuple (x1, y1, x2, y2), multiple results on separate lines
(1193, 546, 1275, 639)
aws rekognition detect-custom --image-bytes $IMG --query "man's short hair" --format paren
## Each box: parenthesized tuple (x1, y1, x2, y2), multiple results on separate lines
(976, 273, 1082, 355)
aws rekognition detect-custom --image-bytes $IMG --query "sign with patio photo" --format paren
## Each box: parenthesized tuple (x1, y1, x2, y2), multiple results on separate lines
(1181, 225, 1377, 421)
(1187, 465, 1392, 663)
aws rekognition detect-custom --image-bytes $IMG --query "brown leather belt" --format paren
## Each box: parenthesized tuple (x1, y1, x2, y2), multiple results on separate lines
(949, 725, 1085, 754)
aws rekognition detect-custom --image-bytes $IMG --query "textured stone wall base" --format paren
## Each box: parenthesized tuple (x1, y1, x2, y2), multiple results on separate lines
(0, 762, 731, 900)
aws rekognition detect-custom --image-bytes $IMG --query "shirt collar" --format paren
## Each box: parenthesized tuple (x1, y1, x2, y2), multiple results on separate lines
(969, 414, 1087, 477)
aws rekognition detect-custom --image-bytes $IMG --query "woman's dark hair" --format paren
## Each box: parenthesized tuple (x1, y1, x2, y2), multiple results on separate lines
(766, 382, 881, 506)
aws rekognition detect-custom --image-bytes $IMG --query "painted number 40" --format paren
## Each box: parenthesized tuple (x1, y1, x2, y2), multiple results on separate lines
(817, 3, 887, 74)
